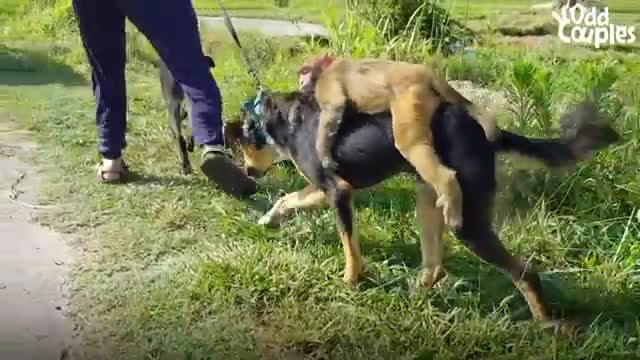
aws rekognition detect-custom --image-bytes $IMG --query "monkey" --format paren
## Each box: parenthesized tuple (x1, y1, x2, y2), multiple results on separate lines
(298, 54, 498, 229)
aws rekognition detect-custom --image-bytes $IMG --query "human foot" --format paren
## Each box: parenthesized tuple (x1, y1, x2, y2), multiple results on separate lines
(200, 145, 257, 198)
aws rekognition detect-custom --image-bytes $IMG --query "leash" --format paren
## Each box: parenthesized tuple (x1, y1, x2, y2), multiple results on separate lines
(213, 0, 275, 150)
(214, 0, 263, 89)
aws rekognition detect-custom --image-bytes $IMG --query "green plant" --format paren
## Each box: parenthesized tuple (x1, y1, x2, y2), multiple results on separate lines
(439, 48, 507, 86)
(353, 0, 474, 52)
(503, 57, 561, 134)
(5, 0, 77, 39)
(504, 58, 539, 131)
(321, 0, 441, 62)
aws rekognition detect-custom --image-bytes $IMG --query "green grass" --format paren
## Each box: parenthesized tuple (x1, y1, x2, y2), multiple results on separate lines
(192, 0, 346, 23)
(2, 1, 640, 359)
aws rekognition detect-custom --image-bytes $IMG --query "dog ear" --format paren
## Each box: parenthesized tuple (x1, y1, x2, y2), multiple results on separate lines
(223, 121, 244, 148)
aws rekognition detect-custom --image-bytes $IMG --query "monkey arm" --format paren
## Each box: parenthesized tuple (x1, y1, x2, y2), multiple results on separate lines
(315, 76, 348, 169)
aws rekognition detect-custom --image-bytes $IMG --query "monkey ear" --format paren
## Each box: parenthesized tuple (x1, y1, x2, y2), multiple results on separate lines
(319, 53, 335, 69)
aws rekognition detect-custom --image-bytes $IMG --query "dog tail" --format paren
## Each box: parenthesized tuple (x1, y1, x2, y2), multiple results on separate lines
(493, 101, 621, 169)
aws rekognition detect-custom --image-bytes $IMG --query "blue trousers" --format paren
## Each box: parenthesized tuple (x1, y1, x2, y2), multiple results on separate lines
(72, 0, 223, 159)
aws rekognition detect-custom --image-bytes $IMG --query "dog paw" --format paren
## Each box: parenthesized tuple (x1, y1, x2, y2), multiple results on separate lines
(258, 214, 275, 226)
(181, 165, 192, 176)
(342, 264, 363, 287)
(258, 210, 281, 227)
(436, 195, 462, 228)
(542, 319, 580, 339)
(342, 273, 359, 288)
(418, 266, 447, 289)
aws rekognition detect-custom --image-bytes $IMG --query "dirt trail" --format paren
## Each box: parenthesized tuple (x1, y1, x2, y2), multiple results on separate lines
(0, 118, 75, 360)
(198, 16, 328, 38)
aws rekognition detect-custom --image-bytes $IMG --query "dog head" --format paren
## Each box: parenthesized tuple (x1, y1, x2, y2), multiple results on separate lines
(225, 89, 316, 178)
(223, 118, 278, 179)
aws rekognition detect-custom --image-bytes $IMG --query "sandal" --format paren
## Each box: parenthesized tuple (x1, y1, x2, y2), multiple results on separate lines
(96, 158, 129, 183)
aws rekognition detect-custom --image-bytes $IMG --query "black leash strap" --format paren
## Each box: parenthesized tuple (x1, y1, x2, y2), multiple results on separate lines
(214, 0, 263, 89)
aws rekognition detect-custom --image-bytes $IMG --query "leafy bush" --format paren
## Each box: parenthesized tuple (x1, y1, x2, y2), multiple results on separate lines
(352, 0, 474, 52)
(504, 57, 558, 134)
(320, 0, 455, 62)
(6, 0, 77, 39)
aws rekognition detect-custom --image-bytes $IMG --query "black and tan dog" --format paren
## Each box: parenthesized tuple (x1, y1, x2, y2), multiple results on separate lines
(224, 89, 619, 332)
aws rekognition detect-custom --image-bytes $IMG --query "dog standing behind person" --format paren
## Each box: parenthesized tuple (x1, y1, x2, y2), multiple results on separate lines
(158, 55, 215, 175)
(224, 89, 620, 334)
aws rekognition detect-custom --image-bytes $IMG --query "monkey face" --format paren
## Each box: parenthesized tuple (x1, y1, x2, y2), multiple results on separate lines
(299, 66, 315, 94)
(298, 54, 335, 94)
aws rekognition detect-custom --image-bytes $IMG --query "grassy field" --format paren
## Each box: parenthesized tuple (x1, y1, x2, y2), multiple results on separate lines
(2, 1, 640, 359)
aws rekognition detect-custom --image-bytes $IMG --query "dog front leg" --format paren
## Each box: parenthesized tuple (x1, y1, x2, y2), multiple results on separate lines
(258, 184, 327, 227)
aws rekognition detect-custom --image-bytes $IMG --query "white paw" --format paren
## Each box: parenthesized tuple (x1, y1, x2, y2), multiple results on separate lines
(258, 213, 274, 226)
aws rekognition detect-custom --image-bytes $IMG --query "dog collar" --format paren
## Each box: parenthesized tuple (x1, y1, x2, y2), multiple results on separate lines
(240, 89, 274, 146)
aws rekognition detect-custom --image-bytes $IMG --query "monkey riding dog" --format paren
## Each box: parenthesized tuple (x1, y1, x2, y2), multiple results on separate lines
(224, 89, 620, 332)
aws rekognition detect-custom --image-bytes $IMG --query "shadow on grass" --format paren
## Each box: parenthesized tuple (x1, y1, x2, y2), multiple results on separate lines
(223, 152, 638, 335)
(358, 248, 640, 336)
(0, 45, 86, 86)
(124, 171, 195, 188)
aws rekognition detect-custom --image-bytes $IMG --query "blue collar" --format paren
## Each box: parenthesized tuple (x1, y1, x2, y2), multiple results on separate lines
(240, 89, 273, 146)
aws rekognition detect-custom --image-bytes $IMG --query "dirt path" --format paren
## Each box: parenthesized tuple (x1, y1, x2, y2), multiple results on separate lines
(198, 16, 328, 37)
(0, 118, 75, 360)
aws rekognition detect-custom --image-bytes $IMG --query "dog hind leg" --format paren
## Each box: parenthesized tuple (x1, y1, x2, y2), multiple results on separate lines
(167, 99, 192, 175)
(415, 181, 447, 288)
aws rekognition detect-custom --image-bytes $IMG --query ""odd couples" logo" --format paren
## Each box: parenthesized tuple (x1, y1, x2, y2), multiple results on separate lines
(552, 4, 636, 48)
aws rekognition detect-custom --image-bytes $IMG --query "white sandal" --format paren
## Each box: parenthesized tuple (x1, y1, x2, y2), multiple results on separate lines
(95, 158, 129, 183)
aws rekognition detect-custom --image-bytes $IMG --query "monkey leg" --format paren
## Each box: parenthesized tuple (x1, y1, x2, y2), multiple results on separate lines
(390, 87, 463, 229)
(258, 184, 327, 227)
(415, 180, 447, 288)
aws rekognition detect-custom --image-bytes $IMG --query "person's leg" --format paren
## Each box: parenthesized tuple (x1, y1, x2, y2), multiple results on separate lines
(117, 0, 256, 197)
(71, 0, 129, 182)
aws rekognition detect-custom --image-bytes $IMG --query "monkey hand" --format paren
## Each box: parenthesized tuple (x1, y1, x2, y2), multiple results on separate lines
(320, 155, 339, 171)
(436, 194, 462, 228)
(435, 184, 463, 229)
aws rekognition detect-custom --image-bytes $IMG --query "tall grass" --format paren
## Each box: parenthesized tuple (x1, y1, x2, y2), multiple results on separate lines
(4, 0, 76, 39)
(315, 0, 473, 62)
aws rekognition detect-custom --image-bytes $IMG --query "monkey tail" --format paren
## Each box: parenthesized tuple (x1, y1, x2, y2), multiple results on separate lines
(493, 101, 621, 169)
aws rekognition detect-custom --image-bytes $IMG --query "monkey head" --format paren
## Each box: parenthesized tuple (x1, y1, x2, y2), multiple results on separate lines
(298, 54, 335, 94)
